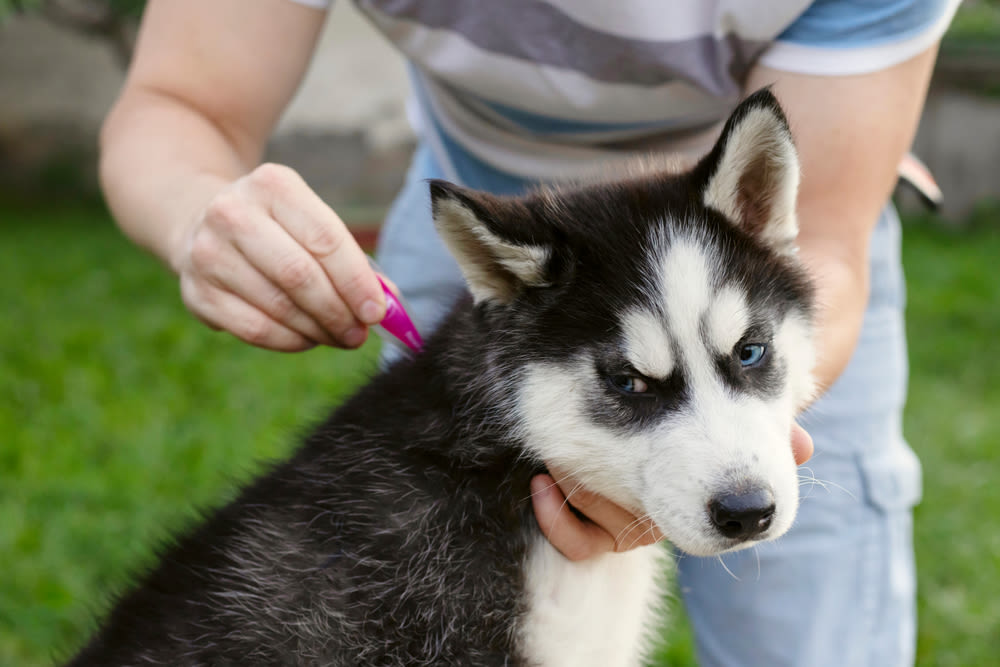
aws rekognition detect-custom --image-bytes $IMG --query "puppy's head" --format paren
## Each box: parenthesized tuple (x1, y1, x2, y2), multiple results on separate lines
(431, 89, 815, 556)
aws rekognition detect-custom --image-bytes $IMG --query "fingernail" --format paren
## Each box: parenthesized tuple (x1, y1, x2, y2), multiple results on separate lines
(343, 326, 367, 348)
(359, 299, 383, 324)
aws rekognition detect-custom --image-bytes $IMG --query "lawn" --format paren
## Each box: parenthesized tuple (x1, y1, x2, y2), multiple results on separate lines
(1, 198, 998, 666)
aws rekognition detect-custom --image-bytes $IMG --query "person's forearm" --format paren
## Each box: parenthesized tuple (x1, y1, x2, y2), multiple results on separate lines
(99, 88, 261, 272)
(797, 239, 870, 395)
(97, 0, 385, 352)
(745, 47, 939, 398)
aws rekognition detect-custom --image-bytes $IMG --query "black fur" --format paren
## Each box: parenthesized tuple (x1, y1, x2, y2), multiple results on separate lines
(68, 309, 544, 666)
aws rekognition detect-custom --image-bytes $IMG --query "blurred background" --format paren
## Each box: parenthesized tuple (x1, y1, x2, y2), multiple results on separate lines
(1, 1, 998, 665)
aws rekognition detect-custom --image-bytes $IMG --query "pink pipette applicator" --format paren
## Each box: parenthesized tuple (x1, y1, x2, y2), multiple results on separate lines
(369, 260, 424, 354)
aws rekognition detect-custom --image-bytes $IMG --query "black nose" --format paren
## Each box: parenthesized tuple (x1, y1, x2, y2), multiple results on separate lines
(708, 489, 776, 540)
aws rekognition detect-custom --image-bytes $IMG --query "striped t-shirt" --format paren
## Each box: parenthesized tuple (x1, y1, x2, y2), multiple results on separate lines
(294, 0, 959, 183)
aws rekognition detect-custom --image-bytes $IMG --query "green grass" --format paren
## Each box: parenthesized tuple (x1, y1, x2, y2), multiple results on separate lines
(2, 199, 998, 665)
(947, 0, 1000, 42)
(903, 209, 1000, 666)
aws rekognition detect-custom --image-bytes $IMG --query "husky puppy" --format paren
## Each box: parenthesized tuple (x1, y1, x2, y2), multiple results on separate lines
(68, 90, 815, 667)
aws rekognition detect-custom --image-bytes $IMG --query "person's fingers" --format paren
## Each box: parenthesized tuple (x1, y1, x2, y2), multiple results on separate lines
(181, 275, 315, 352)
(791, 422, 814, 465)
(217, 264, 340, 347)
(532, 469, 664, 561)
(531, 474, 614, 561)
(562, 486, 662, 553)
(251, 164, 386, 326)
(548, 467, 664, 549)
(187, 229, 337, 346)
(213, 203, 362, 346)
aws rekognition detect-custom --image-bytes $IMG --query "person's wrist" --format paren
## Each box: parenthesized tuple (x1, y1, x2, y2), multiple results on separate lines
(163, 217, 195, 275)
(165, 175, 231, 275)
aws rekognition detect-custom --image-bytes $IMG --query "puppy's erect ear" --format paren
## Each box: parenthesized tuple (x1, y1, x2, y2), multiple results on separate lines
(430, 180, 552, 305)
(696, 88, 801, 255)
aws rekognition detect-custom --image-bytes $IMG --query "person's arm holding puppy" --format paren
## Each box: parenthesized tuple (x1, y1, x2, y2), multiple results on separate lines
(746, 48, 939, 393)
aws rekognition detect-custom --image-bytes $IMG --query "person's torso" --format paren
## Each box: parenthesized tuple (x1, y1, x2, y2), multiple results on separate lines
(355, 0, 813, 180)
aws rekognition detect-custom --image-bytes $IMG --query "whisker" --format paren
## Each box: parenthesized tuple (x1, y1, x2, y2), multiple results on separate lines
(716, 555, 741, 581)
(555, 480, 591, 519)
(525, 472, 594, 540)
(796, 467, 857, 501)
(520, 463, 595, 505)
(612, 511, 643, 536)
(618, 514, 658, 551)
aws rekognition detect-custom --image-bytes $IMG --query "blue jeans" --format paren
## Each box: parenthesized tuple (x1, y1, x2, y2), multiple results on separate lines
(376, 143, 922, 667)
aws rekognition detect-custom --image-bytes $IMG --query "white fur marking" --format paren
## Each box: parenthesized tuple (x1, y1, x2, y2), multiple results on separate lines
(659, 237, 715, 389)
(623, 309, 674, 379)
(520, 536, 665, 667)
(517, 358, 647, 512)
(774, 309, 817, 409)
(704, 286, 750, 355)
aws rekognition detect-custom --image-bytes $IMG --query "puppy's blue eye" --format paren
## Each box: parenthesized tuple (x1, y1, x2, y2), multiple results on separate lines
(609, 375, 649, 394)
(738, 343, 766, 367)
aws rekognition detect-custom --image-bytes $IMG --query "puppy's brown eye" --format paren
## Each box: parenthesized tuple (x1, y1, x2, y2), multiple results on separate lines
(609, 375, 649, 394)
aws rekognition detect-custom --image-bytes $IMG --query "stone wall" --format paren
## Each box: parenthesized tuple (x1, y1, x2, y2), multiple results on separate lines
(911, 85, 1000, 219)
(0, 3, 414, 223)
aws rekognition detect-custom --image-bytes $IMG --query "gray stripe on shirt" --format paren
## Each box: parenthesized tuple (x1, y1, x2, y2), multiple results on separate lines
(359, 0, 769, 97)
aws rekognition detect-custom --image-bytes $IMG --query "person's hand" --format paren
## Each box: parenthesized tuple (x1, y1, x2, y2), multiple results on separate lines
(789, 421, 814, 465)
(172, 163, 386, 351)
(530, 423, 814, 561)
(530, 468, 664, 561)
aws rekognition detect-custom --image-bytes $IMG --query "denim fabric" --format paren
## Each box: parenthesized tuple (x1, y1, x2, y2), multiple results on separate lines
(375, 143, 921, 667)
